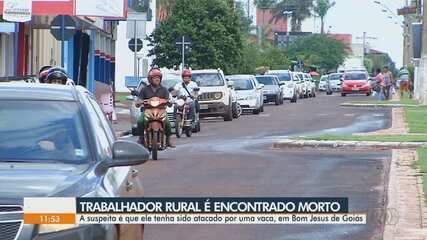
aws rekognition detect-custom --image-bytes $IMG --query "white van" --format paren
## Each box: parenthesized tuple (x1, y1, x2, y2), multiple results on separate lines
(192, 69, 234, 121)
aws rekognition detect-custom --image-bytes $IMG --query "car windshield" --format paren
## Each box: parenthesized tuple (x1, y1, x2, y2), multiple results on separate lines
(256, 76, 276, 85)
(344, 72, 367, 80)
(192, 73, 224, 87)
(0, 101, 89, 163)
(269, 73, 291, 81)
(329, 74, 342, 80)
(232, 79, 254, 90)
(163, 77, 181, 89)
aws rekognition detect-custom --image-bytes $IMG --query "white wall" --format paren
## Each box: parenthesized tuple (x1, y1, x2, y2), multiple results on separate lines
(115, 0, 157, 92)
(301, 16, 320, 33)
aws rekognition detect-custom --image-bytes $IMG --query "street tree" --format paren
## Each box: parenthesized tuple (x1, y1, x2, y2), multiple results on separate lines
(272, 0, 313, 32)
(285, 34, 347, 72)
(239, 41, 290, 74)
(148, 0, 244, 74)
(365, 52, 398, 75)
(314, 0, 336, 34)
(235, 1, 253, 35)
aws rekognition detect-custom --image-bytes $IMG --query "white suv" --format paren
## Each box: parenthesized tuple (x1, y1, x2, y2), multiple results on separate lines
(295, 72, 309, 98)
(304, 73, 316, 98)
(192, 69, 234, 121)
(267, 70, 298, 103)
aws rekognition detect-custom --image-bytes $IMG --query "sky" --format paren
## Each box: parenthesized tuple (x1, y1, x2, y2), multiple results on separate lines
(322, 0, 406, 67)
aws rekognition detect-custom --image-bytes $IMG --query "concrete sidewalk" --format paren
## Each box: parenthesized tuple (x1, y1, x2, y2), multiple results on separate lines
(273, 96, 427, 239)
(112, 101, 132, 137)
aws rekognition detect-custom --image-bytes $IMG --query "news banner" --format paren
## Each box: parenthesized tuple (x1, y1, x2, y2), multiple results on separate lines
(23, 197, 367, 225)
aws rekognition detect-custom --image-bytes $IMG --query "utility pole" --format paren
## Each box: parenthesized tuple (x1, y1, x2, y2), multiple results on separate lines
(356, 32, 377, 68)
(247, 0, 250, 19)
(420, 0, 427, 103)
(175, 36, 192, 70)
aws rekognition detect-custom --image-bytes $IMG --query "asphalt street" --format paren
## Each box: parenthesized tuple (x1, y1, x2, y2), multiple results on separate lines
(124, 93, 391, 240)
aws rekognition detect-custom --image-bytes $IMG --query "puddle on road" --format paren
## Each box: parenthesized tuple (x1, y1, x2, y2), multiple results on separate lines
(177, 111, 389, 154)
(302, 112, 387, 136)
(266, 112, 388, 140)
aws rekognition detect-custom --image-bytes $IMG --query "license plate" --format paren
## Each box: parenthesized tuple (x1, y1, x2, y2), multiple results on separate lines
(352, 88, 359, 91)
(200, 104, 208, 110)
(263, 96, 267, 100)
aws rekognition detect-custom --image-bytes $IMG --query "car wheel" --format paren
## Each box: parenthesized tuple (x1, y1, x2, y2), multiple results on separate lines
(235, 103, 242, 118)
(253, 108, 260, 114)
(275, 96, 280, 105)
(260, 105, 264, 112)
(312, 91, 316, 97)
(192, 121, 201, 132)
(327, 91, 332, 95)
(291, 94, 297, 103)
(341, 93, 346, 97)
(366, 91, 371, 96)
(224, 104, 233, 121)
(232, 102, 239, 119)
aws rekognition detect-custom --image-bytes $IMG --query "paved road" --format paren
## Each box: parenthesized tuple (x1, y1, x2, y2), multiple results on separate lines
(125, 93, 391, 240)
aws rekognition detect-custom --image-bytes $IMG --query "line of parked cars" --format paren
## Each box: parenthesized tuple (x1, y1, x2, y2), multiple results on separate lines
(319, 69, 372, 97)
(126, 69, 319, 136)
(188, 69, 318, 120)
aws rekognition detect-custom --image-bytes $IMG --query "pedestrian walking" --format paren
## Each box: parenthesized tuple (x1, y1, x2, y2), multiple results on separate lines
(373, 68, 385, 100)
(382, 66, 393, 100)
(398, 67, 410, 98)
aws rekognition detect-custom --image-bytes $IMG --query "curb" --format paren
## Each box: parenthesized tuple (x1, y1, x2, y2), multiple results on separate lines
(273, 139, 427, 149)
(340, 103, 421, 108)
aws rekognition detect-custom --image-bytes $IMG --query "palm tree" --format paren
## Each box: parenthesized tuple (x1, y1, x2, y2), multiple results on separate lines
(314, 0, 336, 34)
(271, 0, 313, 32)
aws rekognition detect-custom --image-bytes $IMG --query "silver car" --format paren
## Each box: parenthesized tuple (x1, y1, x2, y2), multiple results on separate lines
(0, 83, 149, 240)
(227, 75, 264, 114)
(255, 75, 284, 105)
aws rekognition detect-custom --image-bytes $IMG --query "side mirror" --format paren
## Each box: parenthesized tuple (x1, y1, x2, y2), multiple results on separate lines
(227, 80, 234, 88)
(95, 140, 149, 175)
(279, 81, 286, 86)
(194, 87, 200, 92)
(168, 87, 174, 92)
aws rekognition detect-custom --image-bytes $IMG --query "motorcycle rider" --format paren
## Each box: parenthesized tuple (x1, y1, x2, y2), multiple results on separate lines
(38, 65, 52, 83)
(137, 68, 175, 148)
(173, 69, 199, 123)
(45, 67, 75, 85)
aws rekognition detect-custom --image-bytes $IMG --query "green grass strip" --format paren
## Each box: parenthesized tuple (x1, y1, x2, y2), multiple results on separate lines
(295, 134, 427, 142)
(405, 107, 427, 134)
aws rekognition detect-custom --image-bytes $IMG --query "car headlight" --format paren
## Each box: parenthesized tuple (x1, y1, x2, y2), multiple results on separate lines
(247, 95, 257, 100)
(38, 224, 81, 234)
(176, 99, 185, 107)
(214, 92, 223, 100)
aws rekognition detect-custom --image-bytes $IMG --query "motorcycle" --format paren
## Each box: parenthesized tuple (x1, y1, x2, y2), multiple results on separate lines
(174, 95, 193, 138)
(136, 97, 169, 160)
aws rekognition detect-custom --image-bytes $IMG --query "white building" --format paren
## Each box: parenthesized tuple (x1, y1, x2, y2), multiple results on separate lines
(115, 0, 157, 92)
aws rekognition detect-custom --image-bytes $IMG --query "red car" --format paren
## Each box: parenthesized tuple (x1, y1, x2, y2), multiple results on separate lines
(341, 71, 372, 96)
